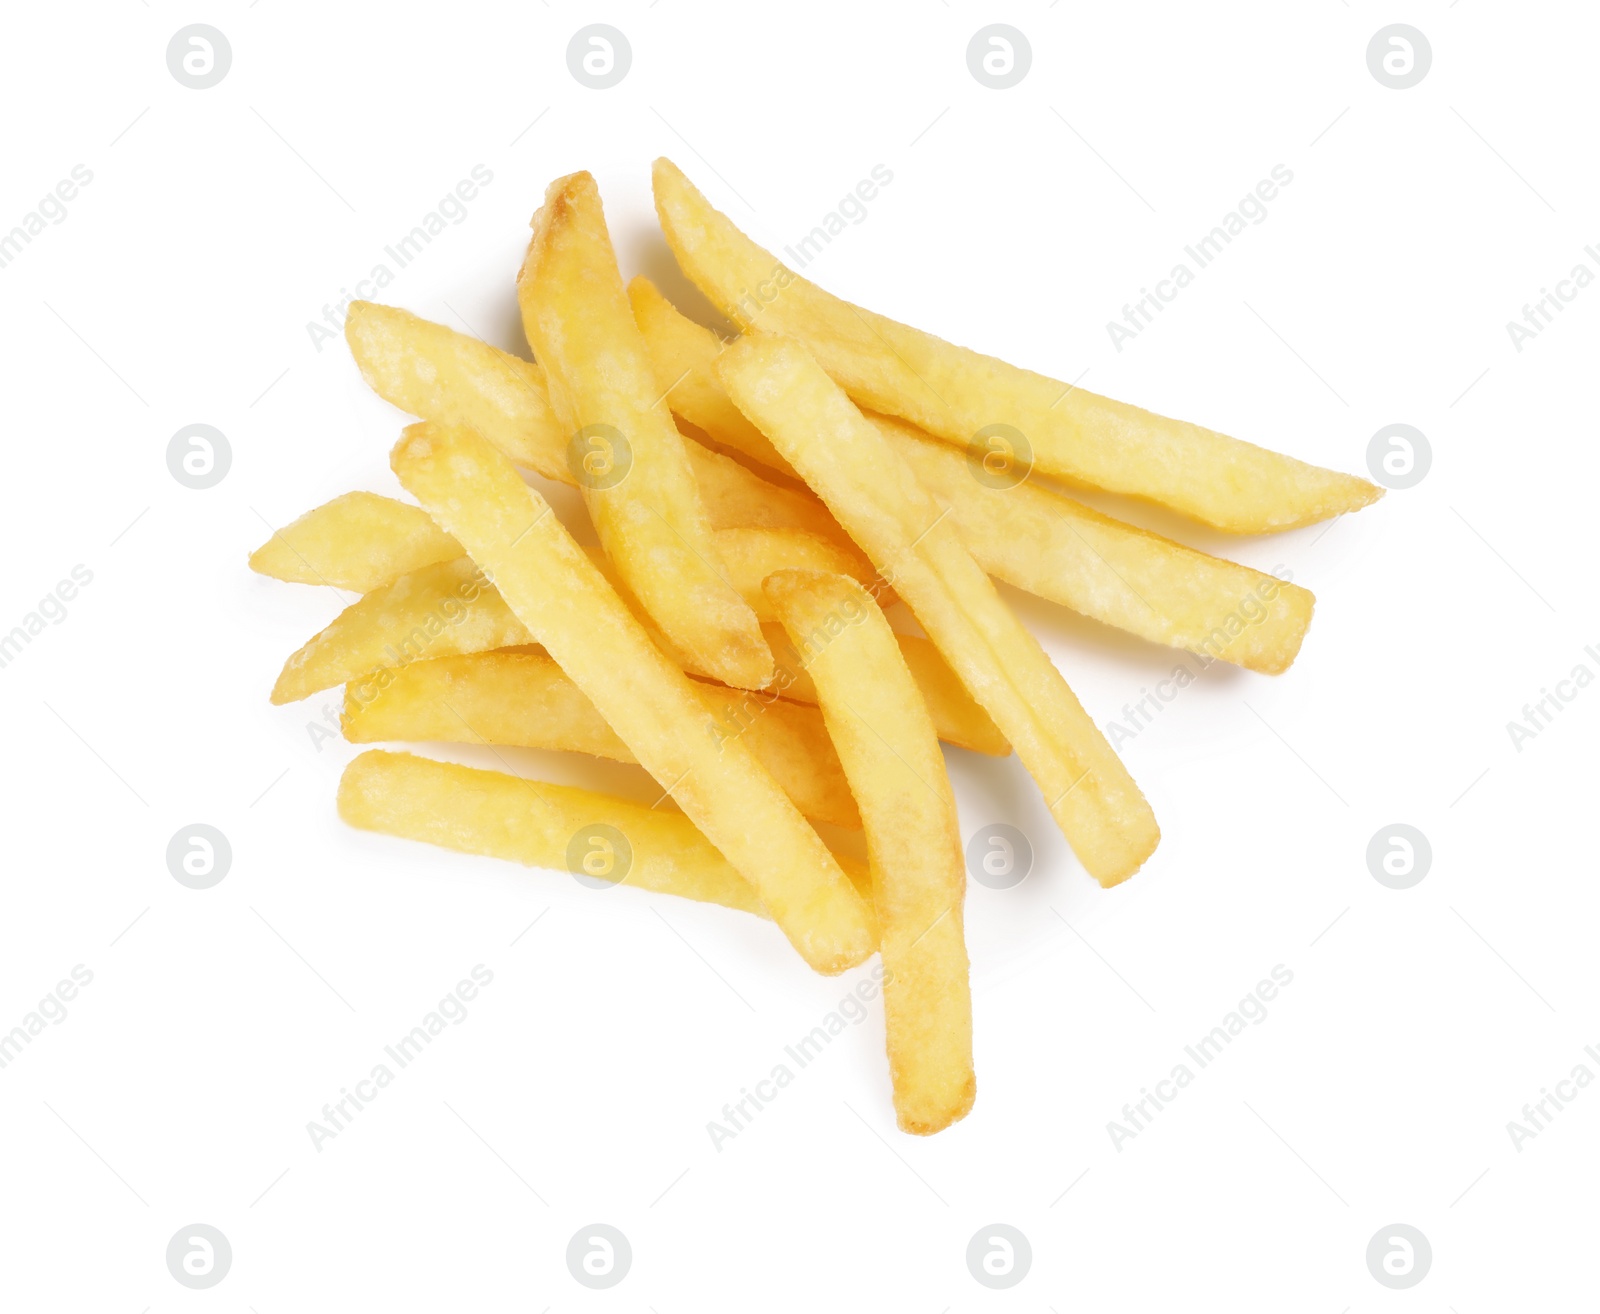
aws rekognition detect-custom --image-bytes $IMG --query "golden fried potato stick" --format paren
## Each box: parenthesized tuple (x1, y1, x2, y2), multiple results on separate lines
(340, 749, 766, 914)
(342, 650, 861, 829)
(516, 171, 770, 689)
(268, 537, 1007, 754)
(344, 300, 841, 540)
(711, 527, 887, 621)
(628, 283, 1316, 674)
(248, 491, 461, 593)
(654, 157, 1382, 534)
(719, 334, 1158, 886)
(766, 570, 975, 1134)
(391, 420, 875, 973)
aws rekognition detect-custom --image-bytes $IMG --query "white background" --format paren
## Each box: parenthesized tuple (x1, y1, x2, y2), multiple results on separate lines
(2, 2, 1595, 1308)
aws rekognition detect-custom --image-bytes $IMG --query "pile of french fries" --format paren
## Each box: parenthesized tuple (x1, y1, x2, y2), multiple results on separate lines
(254, 161, 1380, 1135)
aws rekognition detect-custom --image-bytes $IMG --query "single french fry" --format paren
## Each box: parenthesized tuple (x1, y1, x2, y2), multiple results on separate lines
(719, 334, 1159, 886)
(339, 749, 767, 914)
(270, 557, 520, 706)
(342, 650, 861, 829)
(627, 276, 797, 480)
(766, 570, 975, 1134)
(654, 157, 1382, 534)
(249, 491, 461, 592)
(629, 283, 1316, 674)
(344, 299, 841, 539)
(514, 171, 768, 688)
(391, 420, 875, 973)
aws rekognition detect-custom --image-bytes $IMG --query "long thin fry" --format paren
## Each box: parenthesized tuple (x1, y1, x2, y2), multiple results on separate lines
(248, 491, 460, 592)
(390, 420, 876, 973)
(654, 157, 1382, 534)
(766, 570, 974, 1134)
(719, 334, 1159, 886)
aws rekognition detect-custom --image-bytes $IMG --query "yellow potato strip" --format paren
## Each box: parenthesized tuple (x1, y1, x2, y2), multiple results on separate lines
(654, 157, 1382, 534)
(766, 570, 975, 1134)
(342, 650, 861, 829)
(627, 283, 1316, 674)
(391, 420, 875, 974)
(719, 334, 1159, 886)
(248, 491, 461, 593)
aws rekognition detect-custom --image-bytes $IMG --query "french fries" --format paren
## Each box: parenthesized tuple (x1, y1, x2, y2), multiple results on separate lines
(248, 491, 461, 593)
(629, 280, 1316, 674)
(345, 300, 843, 541)
(517, 171, 772, 690)
(342, 650, 862, 829)
(390, 420, 876, 973)
(719, 334, 1159, 886)
(766, 570, 974, 1134)
(653, 157, 1382, 534)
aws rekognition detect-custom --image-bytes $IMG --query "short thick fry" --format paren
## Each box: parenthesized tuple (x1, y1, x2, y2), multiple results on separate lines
(719, 335, 1158, 886)
(344, 299, 840, 539)
(342, 650, 861, 829)
(339, 749, 766, 914)
(654, 157, 1382, 534)
(248, 491, 460, 592)
(516, 172, 770, 689)
(628, 284, 1316, 673)
(766, 570, 974, 1134)
(391, 420, 875, 973)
